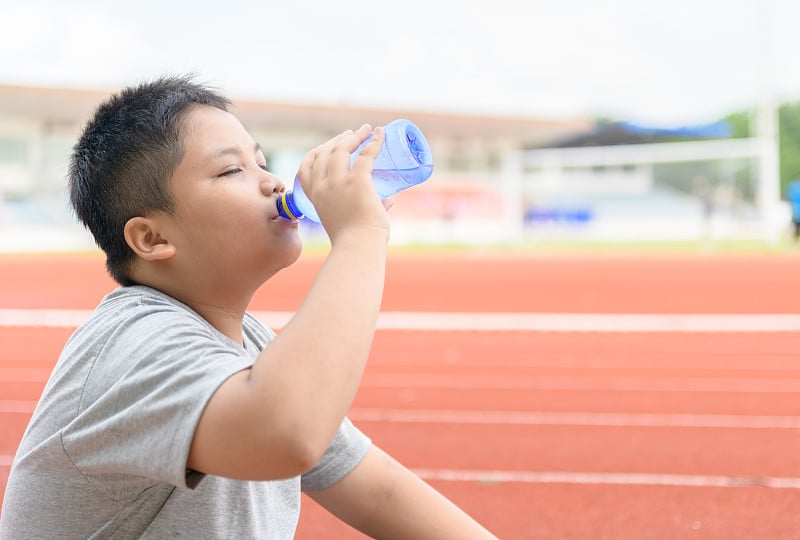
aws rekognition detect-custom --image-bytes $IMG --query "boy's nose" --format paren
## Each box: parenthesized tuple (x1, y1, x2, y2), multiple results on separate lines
(260, 172, 285, 195)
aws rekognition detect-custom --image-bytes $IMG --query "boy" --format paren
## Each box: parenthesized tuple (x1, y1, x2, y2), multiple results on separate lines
(0, 76, 496, 539)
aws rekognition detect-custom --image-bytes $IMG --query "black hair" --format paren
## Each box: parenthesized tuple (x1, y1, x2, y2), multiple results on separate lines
(68, 75, 230, 285)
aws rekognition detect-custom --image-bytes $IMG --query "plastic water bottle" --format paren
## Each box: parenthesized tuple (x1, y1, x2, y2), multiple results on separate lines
(277, 119, 434, 222)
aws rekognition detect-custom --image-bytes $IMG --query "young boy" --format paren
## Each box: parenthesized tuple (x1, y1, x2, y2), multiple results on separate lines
(0, 76, 496, 539)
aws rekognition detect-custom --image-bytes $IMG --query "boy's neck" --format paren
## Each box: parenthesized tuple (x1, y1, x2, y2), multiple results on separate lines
(135, 274, 251, 345)
(168, 286, 250, 344)
(189, 301, 247, 345)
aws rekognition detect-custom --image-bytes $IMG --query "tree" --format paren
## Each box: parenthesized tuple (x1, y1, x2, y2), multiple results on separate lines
(725, 102, 800, 199)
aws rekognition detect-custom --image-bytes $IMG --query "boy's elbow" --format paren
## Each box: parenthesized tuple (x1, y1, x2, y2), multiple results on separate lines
(192, 372, 342, 480)
(256, 419, 336, 477)
(214, 433, 325, 481)
(286, 441, 325, 476)
(191, 407, 330, 480)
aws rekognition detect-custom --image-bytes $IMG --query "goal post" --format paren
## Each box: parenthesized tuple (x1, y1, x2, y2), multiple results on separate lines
(501, 136, 784, 244)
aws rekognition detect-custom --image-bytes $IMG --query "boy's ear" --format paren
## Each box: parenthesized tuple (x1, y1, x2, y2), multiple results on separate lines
(123, 216, 176, 261)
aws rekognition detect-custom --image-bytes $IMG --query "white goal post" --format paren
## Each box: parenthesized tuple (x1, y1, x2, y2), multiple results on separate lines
(500, 136, 783, 244)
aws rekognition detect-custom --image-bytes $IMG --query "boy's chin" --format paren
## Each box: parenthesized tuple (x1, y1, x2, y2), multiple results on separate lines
(288, 242, 304, 265)
(279, 238, 304, 267)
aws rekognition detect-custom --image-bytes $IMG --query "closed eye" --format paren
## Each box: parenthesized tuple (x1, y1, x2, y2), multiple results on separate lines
(218, 167, 242, 178)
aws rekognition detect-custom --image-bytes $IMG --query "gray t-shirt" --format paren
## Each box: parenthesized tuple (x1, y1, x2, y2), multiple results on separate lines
(0, 286, 371, 539)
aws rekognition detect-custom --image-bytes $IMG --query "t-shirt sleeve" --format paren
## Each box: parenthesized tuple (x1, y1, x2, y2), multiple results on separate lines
(300, 417, 372, 492)
(61, 309, 253, 491)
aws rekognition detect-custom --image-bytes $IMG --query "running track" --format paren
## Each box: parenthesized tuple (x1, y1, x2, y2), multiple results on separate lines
(1, 252, 799, 539)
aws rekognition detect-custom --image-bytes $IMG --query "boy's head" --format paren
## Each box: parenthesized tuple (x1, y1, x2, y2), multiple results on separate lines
(69, 75, 230, 285)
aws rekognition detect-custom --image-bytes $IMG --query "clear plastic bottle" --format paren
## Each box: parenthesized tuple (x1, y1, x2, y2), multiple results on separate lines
(277, 119, 434, 222)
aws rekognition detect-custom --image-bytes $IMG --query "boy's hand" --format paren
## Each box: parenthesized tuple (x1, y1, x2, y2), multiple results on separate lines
(296, 124, 389, 243)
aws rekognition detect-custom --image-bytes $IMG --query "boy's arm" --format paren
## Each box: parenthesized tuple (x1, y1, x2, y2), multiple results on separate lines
(188, 125, 390, 480)
(309, 445, 499, 539)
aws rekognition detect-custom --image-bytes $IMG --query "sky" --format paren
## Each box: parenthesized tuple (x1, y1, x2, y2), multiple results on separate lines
(1, 0, 799, 126)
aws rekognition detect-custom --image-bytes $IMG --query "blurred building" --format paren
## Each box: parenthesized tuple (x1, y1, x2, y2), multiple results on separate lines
(0, 83, 590, 251)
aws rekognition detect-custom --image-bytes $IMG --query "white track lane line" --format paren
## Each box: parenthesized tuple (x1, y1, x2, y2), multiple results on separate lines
(1, 451, 796, 489)
(4, 309, 800, 332)
(0, 368, 53, 381)
(361, 374, 800, 393)
(412, 469, 800, 489)
(348, 408, 800, 429)
(0, 400, 37, 413)
(4, 372, 800, 394)
(3, 401, 799, 429)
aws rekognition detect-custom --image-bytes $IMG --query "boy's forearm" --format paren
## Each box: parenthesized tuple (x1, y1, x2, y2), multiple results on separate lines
(249, 230, 387, 452)
(311, 446, 499, 539)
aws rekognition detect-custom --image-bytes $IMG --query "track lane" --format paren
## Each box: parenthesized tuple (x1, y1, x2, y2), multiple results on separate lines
(3, 253, 800, 538)
(4, 253, 800, 313)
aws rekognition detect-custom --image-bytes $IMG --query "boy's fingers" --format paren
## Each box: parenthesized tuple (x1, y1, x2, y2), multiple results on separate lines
(329, 125, 369, 154)
(319, 125, 372, 175)
(349, 126, 385, 176)
(296, 144, 323, 188)
(351, 124, 373, 147)
(300, 124, 380, 192)
(311, 142, 333, 180)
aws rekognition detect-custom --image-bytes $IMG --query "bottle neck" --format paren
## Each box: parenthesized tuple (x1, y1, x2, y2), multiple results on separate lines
(277, 192, 304, 220)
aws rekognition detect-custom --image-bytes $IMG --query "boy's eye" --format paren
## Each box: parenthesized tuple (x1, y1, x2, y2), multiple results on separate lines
(258, 163, 270, 172)
(219, 168, 242, 177)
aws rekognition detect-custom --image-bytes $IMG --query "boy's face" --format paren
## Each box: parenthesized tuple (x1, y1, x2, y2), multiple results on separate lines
(161, 105, 302, 288)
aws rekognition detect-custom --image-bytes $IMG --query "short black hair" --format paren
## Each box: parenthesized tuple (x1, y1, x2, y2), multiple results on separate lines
(68, 75, 230, 285)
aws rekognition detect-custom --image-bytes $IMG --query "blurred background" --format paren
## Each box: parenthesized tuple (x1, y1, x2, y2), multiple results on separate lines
(2, 0, 800, 252)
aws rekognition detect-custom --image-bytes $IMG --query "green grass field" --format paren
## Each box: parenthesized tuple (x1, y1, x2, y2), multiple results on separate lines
(379, 237, 800, 257)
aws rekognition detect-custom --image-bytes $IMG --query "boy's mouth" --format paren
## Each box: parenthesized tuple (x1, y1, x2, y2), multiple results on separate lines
(271, 214, 297, 223)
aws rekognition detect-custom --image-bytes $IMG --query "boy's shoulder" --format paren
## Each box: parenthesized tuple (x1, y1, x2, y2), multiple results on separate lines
(78, 285, 202, 343)
(93, 286, 216, 334)
(87, 285, 274, 349)
(50, 285, 270, 422)
(98, 285, 189, 313)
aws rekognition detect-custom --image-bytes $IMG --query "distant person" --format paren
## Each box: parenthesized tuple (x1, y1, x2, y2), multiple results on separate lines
(692, 175, 714, 239)
(788, 178, 800, 241)
(0, 76, 496, 539)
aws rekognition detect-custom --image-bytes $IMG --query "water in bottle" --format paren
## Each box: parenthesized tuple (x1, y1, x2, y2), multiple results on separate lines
(277, 119, 433, 222)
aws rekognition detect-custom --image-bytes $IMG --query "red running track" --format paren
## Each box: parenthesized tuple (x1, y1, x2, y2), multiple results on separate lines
(1, 252, 800, 539)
